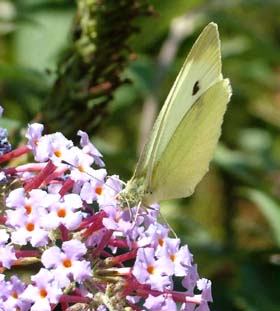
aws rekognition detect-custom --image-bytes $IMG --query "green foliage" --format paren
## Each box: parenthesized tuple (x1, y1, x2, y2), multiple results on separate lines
(1, 0, 280, 310)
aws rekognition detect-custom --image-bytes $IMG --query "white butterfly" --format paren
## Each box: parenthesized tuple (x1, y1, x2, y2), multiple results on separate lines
(121, 22, 232, 207)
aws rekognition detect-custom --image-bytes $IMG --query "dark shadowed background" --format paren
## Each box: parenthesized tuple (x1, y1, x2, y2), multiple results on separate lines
(1, 1, 280, 310)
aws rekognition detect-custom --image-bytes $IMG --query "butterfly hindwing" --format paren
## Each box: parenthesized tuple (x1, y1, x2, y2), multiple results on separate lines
(144, 79, 231, 205)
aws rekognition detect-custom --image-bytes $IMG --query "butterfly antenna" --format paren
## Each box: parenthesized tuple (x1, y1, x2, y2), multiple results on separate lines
(61, 160, 119, 193)
(124, 196, 134, 220)
(158, 209, 177, 239)
(134, 201, 142, 224)
(109, 174, 126, 186)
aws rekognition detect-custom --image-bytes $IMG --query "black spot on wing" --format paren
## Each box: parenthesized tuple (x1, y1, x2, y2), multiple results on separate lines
(192, 80, 200, 96)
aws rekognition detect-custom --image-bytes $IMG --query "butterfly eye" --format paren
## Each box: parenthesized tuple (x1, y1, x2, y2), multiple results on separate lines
(192, 80, 200, 96)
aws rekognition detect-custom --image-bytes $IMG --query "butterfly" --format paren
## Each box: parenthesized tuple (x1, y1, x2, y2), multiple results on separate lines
(120, 22, 232, 208)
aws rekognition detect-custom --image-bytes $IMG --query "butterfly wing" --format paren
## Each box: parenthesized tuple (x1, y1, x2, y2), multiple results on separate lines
(143, 79, 231, 205)
(133, 23, 223, 187)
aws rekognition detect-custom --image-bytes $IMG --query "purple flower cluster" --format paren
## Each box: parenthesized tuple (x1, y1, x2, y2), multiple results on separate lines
(0, 116, 213, 310)
(0, 107, 11, 158)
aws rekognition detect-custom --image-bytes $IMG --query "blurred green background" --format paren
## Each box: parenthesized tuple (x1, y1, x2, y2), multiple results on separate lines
(1, 0, 280, 310)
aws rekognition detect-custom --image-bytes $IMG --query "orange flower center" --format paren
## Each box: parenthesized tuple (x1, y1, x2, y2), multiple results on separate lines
(63, 258, 72, 268)
(95, 186, 103, 195)
(12, 291, 18, 299)
(54, 150, 62, 157)
(78, 165, 85, 172)
(170, 254, 175, 262)
(57, 208, 66, 218)
(147, 265, 155, 275)
(24, 205, 32, 215)
(26, 222, 34, 231)
(158, 238, 164, 246)
(39, 288, 48, 298)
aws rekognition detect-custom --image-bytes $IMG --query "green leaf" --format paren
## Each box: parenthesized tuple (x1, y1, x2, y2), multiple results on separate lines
(14, 9, 74, 71)
(241, 188, 280, 246)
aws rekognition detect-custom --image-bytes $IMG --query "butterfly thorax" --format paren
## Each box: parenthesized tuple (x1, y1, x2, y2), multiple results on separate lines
(119, 176, 147, 208)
